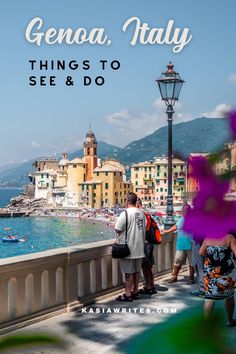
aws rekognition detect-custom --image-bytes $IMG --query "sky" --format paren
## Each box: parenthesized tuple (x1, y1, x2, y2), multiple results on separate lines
(0, 0, 236, 167)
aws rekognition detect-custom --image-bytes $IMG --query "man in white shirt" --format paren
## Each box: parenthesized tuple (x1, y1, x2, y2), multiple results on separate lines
(115, 192, 146, 301)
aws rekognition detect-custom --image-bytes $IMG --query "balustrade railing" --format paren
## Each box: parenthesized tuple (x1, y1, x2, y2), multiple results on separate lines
(0, 234, 175, 332)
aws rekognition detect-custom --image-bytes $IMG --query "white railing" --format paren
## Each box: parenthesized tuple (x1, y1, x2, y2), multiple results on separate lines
(0, 234, 175, 332)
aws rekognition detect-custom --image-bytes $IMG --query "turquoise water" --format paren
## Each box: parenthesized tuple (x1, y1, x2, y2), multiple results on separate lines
(0, 189, 115, 259)
(0, 217, 114, 259)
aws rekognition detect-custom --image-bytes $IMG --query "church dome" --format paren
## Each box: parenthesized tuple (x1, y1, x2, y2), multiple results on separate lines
(59, 152, 69, 166)
(85, 129, 97, 144)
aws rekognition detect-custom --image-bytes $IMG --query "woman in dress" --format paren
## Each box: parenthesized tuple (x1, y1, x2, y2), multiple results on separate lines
(199, 233, 236, 326)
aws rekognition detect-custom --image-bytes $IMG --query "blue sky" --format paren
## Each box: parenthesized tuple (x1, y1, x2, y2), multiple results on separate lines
(0, 0, 236, 166)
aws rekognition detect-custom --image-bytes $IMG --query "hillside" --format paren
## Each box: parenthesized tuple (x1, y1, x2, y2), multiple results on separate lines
(113, 117, 229, 164)
(0, 118, 230, 187)
(0, 142, 121, 187)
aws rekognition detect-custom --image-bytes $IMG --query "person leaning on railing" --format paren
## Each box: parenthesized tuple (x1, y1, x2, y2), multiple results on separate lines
(163, 204, 195, 284)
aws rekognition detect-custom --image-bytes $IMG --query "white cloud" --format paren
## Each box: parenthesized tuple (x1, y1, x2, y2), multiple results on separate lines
(106, 109, 131, 125)
(31, 141, 40, 149)
(228, 73, 236, 83)
(105, 100, 192, 145)
(202, 103, 231, 118)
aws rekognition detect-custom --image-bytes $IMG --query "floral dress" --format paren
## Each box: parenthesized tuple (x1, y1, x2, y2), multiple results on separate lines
(204, 246, 235, 299)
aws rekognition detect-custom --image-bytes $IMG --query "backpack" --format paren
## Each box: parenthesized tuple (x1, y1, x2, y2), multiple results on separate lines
(145, 213, 162, 244)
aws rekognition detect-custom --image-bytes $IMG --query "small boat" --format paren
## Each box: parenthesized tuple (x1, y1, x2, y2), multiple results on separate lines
(2, 236, 20, 243)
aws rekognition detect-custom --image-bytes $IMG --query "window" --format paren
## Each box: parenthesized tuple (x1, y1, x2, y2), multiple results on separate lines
(145, 174, 147, 178)
(94, 184, 96, 189)
(135, 174, 138, 178)
(160, 187, 163, 192)
(83, 174, 86, 182)
(164, 179, 167, 183)
(105, 172, 108, 176)
(135, 181, 138, 185)
(46, 182, 49, 187)
(87, 147, 90, 155)
(157, 173, 160, 177)
(96, 172, 99, 176)
(136, 188, 138, 192)
(149, 167, 151, 171)
(145, 167, 147, 172)
(156, 189, 159, 192)
(82, 185, 84, 191)
(149, 174, 151, 179)
(105, 183, 109, 189)
(94, 193, 96, 197)
(94, 148, 97, 155)
(73, 165, 77, 168)
(120, 172, 122, 176)
(157, 165, 160, 170)
(41, 174, 44, 179)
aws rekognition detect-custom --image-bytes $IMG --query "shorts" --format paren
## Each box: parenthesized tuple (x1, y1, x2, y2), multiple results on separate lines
(142, 242, 155, 268)
(119, 258, 143, 274)
(174, 249, 193, 267)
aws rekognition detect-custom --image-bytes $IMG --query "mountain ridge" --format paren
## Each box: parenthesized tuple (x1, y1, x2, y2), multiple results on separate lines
(0, 117, 229, 187)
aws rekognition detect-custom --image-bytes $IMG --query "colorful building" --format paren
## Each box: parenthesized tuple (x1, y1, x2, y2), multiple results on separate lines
(31, 130, 132, 208)
(131, 157, 186, 207)
(187, 143, 236, 200)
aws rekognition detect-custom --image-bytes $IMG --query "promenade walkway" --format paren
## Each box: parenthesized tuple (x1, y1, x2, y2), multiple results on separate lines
(4, 270, 236, 354)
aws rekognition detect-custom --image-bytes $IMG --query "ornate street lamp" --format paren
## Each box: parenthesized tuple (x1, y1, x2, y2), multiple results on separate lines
(156, 62, 184, 227)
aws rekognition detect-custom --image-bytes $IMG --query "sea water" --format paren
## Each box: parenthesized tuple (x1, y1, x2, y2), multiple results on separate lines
(0, 189, 115, 259)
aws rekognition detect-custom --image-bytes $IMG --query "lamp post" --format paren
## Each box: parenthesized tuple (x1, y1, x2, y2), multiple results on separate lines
(156, 62, 184, 228)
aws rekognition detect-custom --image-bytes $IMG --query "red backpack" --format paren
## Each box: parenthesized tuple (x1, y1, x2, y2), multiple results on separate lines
(145, 213, 162, 244)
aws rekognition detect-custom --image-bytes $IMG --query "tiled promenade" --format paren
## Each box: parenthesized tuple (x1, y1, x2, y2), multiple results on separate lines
(3, 270, 236, 354)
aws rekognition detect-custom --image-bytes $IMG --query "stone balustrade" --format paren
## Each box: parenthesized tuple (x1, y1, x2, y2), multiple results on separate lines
(0, 234, 175, 332)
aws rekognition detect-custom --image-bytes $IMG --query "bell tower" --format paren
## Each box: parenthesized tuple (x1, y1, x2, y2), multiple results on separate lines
(84, 127, 98, 180)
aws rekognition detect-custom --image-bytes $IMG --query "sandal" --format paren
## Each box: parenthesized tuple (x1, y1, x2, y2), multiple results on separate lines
(138, 287, 154, 295)
(227, 320, 236, 327)
(167, 277, 177, 283)
(116, 293, 133, 302)
(152, 287, 158, 294)
(131, 291, 140, 300)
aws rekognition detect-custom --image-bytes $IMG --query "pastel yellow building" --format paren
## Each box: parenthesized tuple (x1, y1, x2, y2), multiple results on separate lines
(131, 157, 186, 206)
(79, 161, 133, 208)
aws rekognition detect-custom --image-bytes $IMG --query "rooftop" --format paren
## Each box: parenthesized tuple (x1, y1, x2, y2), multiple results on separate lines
(94, 164, 123, 172)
